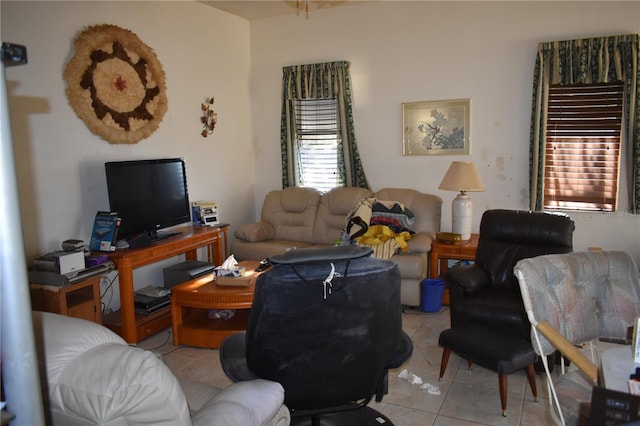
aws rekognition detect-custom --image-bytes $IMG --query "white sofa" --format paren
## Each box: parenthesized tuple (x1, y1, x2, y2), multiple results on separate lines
(32, 311, 290, 426)
(231, 186, 442, 306)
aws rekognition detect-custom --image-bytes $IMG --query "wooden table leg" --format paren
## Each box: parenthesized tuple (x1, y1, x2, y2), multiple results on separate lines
(117, 262, 136, 344)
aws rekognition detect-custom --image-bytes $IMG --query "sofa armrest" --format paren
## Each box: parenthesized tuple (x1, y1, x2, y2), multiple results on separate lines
(191, 379, 287, 426)
(405, 232, 433, 254)
(234, 221, 275, 242)
(446, 264, 491, 297)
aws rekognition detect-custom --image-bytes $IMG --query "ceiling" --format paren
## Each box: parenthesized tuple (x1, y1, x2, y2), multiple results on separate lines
(200, 1, 371, 21)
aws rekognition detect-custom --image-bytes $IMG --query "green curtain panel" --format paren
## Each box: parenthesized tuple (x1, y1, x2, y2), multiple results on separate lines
(280, 61, 369, 189)
(528, 34, 640, 213)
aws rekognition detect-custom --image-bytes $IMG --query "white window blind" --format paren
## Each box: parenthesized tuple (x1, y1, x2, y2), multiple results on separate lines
(293, 98, 343, 192)
(544, 82, 623, 212)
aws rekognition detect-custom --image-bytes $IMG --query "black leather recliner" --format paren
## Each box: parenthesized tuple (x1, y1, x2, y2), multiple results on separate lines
(220, 245, 413, 425)
(445, 209, 575, 341)
(438, 209, 575, 416)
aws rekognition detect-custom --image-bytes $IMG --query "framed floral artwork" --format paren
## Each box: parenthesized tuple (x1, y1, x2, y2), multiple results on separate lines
(402, 99, 470, 156)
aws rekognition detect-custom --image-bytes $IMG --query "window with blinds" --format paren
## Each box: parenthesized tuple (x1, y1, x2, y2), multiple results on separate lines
(293, 98, 344, 192)
(543, 82, 623, 212)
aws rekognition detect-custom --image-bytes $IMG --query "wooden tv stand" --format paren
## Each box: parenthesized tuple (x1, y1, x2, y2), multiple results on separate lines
(103, 225, 222, 344)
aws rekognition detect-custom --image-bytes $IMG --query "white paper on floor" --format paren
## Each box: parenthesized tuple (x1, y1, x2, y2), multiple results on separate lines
(397, 368, 441, 395)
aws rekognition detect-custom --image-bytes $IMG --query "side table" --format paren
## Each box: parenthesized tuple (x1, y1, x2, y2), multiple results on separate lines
(171, 260, 261, 349)
(30, 274, 103, 324)
(429, 233, 479, 305)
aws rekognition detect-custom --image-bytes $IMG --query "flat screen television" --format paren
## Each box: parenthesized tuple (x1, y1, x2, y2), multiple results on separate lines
(105, 158, 191, 242)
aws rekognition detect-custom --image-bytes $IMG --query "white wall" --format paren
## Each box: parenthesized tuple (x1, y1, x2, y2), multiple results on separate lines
(249, 1, 640, 261)
(2, 1, 253, 309)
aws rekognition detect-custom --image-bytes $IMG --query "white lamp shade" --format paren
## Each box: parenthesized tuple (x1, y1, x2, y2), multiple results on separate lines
(438, 161, 485, 192)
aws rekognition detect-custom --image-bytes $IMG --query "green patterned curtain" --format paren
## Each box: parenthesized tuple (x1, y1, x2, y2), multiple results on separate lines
(528, 34, 640, 213)
(280, 61, 369, 189)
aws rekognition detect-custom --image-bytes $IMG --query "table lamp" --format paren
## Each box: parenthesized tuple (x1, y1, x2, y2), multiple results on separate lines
(438, 161, 485, 241)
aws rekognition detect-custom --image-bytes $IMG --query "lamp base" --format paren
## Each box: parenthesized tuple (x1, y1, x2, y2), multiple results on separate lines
(451, 192, 472, 241)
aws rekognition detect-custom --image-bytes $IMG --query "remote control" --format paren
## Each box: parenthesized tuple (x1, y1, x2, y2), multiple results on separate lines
(255, 258, 271, 272)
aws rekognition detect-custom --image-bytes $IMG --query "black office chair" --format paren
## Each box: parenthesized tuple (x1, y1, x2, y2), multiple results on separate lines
(220, 245, 413, 425)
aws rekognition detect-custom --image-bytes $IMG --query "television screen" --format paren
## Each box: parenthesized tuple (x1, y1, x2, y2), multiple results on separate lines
(105, 158, 191, 241)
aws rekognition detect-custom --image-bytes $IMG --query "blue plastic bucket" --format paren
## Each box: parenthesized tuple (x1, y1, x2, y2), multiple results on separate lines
(420, 279, 445, 313)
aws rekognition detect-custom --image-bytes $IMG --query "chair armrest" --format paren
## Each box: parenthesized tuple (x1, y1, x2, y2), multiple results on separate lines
(445, 264, 491, 297)
(536, 321, 598, 385)
(234, 222, 275, 242)
(405, 232, 433, 254)
(191, 380, 287, 426)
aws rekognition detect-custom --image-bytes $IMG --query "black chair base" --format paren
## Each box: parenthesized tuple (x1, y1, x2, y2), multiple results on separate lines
(221, 331, 411, 423)
(291, 405, 394, 426)
(219, 332, 258, 382)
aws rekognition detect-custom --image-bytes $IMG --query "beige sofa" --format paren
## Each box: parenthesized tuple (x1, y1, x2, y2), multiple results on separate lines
(232, 186, 442, 307)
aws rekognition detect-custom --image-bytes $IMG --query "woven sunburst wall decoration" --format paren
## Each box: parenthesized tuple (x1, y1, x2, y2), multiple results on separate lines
(64, 24, 168, 144)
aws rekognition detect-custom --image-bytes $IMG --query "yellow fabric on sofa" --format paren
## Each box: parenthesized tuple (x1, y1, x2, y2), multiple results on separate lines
(355, 224, 411, 259)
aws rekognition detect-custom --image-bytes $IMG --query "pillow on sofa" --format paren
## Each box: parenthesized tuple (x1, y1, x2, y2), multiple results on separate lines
(234, 221, 276, 242)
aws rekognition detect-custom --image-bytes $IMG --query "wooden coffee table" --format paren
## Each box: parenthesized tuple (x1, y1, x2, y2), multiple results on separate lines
(171, 260, 261, 348)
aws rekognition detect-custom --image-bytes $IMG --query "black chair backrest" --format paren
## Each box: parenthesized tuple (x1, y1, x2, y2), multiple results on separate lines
(245, 246, 402, 410)
(475, 209, 574, 291)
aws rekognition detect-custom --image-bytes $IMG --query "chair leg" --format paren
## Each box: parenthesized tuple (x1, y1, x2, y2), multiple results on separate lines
(375, 371, 388, 402)
(439, 348, 451, 381)
(525, 364, 538, 402)
(498, 373, 508, 417)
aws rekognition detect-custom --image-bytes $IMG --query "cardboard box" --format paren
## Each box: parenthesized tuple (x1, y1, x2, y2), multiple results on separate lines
(215, 275, 257, 287)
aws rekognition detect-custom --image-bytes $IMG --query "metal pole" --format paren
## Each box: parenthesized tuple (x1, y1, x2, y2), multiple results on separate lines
(1, 43, 45, 425)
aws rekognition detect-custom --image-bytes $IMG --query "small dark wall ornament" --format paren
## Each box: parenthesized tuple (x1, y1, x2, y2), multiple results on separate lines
(201, 97, 217, 137)
(63, 24, 168, 144)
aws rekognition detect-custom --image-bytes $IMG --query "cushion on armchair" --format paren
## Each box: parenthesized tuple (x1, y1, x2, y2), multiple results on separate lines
(475, 209, 574, 292)
(187, 379, 289, 426)
(262, 187, 322, 243)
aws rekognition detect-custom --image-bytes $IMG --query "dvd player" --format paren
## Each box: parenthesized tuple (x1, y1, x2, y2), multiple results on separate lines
(134, 293, 171, 314)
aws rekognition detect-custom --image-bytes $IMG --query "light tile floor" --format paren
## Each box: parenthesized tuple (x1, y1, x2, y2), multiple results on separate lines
(138, 307, 559, 425)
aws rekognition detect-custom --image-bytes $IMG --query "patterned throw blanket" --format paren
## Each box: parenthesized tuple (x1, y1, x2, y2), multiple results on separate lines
(346, 198, 415, 259)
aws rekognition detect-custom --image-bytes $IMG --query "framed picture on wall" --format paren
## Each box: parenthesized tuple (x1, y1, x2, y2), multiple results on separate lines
(402, 99, 470, 156)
